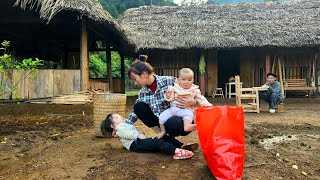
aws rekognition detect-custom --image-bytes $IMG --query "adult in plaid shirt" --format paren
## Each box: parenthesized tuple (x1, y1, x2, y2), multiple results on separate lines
(125, 55, 198, 151)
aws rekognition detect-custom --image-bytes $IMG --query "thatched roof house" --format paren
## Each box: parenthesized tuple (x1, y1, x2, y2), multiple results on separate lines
(0, 0, 132, 99)
(121, 0, 320, 50)
(13, 0, 131, 49)
(121, 0, 319, 97)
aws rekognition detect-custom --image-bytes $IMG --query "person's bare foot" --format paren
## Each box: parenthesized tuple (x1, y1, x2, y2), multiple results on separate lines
(157, 131, 166, 139)
(184, 124, 196, 132)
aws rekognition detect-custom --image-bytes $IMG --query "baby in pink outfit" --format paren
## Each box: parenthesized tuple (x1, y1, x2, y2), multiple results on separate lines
(158, 68, 212, 138)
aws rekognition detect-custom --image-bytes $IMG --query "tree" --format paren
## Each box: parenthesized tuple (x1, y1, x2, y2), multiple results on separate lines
(89, 51, 136, 90)
(179, 0, 206, 5)
(99, 0, 177, 18)
(89, 53, 106, 78)
(206, 0, 219, 4)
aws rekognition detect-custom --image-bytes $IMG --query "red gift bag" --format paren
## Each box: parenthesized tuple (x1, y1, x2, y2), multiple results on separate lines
(195, 106, 245, 180)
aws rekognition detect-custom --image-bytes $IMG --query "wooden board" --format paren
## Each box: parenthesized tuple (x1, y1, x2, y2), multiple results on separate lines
(207, 50, 218, 96)
(0, 70, 12, 99)
(1, 69, 81, 100)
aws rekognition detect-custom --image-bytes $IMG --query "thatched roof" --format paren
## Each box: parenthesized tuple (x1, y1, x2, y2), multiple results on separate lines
(14, 0, 134, 52)
(121, 0, 320, 50)
(15, 0, 115, 24)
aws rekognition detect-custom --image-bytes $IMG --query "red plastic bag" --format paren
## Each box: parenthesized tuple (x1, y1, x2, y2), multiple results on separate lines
(195, 106, 245, 180)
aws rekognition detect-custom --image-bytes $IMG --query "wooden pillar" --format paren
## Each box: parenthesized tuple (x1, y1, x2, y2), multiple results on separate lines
(265, 53, 270, 74)
(80, 18, 89, 91)
(207, 50, 218, 96)
(120, 53, 126, 94)
(106, 40, 113, 92)
(315, 52, 319, 96)
(64, 43, 69, 69)
(278, 57, 285, 97)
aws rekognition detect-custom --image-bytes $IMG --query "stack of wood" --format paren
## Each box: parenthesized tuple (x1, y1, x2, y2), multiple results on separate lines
(27, 90, 104, 104)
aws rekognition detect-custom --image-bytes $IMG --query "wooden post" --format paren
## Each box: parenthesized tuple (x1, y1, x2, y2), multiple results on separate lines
(271, 55, 276, 73)
(314, 52, 319, 96)
(106, 40, 113, 92)
(278, 57, 285, 97)
(64, 43, 69, 69)
(80, 18, 89, 91)
(120, 53, 126, 94)
(315, 60, 320, 96)
(266, 53, 270, 73)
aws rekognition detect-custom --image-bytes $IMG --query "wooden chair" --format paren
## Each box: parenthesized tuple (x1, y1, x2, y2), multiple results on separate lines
(212, 87, 224, 98)
(235, 75, 260, 113)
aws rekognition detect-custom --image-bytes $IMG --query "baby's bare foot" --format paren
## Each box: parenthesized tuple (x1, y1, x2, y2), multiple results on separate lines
(184, 124, 196, 132)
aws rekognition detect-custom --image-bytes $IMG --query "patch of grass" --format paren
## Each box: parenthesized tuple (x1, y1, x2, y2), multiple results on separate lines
(125, 90, 139, 96)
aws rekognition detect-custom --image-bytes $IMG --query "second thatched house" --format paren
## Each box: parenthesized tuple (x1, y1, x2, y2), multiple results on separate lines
(121, 0, 320, 96)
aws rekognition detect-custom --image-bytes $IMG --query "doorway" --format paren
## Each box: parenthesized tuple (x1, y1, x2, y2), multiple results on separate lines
(218, 50, 240, 92)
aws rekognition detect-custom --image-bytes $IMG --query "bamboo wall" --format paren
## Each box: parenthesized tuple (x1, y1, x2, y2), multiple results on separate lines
(143, 49, 200, 83)
(139, 47, 318, 97)
(250, 49, 317, 86)
(0, 69, 80, 100)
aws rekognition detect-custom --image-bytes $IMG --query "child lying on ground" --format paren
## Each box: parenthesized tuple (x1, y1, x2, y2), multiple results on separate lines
(100, 113, 194, 160)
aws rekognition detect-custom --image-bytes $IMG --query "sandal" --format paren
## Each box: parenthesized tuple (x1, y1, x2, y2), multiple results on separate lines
(173, 149, 194, 160)
(181, 142, 199, 151)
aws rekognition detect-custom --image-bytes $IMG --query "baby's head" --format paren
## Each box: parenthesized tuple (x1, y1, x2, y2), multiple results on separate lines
(177, 68, 194, 89)
(101, 113, 125, 137)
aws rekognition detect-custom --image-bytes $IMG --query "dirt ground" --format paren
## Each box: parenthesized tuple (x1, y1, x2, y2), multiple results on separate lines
(1, 96, 320, 180)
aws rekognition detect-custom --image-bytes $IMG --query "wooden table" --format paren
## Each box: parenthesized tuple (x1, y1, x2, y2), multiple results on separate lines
(252, 87, 268, 91)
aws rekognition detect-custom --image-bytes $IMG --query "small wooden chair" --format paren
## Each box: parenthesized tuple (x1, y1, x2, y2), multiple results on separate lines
(235, 75, 260, 113)
(212, 88, 224, 98)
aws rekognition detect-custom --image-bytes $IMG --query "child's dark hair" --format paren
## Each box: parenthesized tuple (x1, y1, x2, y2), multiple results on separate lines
(100, 113, 114, 136)
(127, 55, 154, 78)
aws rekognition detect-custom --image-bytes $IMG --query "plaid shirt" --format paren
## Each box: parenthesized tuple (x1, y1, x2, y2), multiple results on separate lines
(126, 75, 176, 124)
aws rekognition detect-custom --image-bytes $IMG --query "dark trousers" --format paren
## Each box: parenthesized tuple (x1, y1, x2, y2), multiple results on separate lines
(259, 92, 281, 109)
(134, 102, 191, 148)
(130, 138, 176, 155)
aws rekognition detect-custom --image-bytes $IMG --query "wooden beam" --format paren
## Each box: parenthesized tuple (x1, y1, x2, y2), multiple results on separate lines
(271, 55, 276, 73)
(106, 40, 113, 92)
(278, 57, 285, 97)
(90, 47, 118, 52)
(120, 53, 126, 94)
(266, 53, 270, 73)
(60, 47, 118, 53)
(314, 53, 319, 96)
(80, 18, 89, 91)
(0, 16, 45, 23)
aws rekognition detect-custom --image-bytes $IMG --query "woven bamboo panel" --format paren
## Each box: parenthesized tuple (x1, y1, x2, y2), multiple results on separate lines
(93, 92, 126, 137)
(0, 69, 81, 100)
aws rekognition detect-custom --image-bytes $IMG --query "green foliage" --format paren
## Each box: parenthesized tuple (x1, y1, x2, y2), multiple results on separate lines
(0, 41, 43, 71)
(89, 53, 107, 78)
(206, 0, 288, 3)
(89, 51, 136, 90)
(1, 40, 10, 49)
(206, 0, 219, 4)
(199, 54, 206, 75)
(18, 58, 44, 70)
(99, 0, 177, 18)
(89, 51, 133, 78)
(180, 0, 206, 5)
